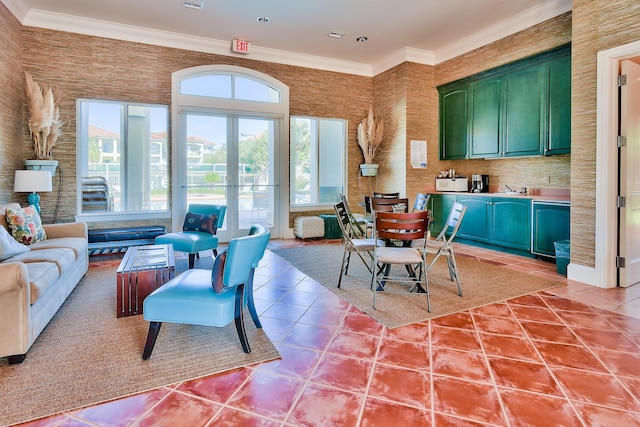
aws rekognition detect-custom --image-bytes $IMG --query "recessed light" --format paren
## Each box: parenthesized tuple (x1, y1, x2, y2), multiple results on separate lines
(356, 36, 368, 43)
(183, 0, 204, 10)
(329, 31, 346, 39)
(257, 16, 270, 23)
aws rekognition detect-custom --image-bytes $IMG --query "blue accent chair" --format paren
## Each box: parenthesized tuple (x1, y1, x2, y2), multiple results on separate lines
(155, 204, 226, 269)
(142, 224, 270, 359)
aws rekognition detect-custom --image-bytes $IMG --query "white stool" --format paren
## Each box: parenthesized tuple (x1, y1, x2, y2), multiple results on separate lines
(294, 216, 325, 239)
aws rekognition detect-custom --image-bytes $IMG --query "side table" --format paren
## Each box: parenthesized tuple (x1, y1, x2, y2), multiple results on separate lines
(116, 244, 175, 317)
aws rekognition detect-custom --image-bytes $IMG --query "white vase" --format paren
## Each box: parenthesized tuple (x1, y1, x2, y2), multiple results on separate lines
(24, 159, 58, 177)
(360, 164, 379, 176)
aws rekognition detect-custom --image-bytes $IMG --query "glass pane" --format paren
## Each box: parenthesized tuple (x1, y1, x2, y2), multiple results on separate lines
(180, 75, 232, 98)
(185, 114, 228, 230)
(318, 120, 344, 205)
(235, 76, 280, 103)
(239, 118, 275, 229)
(290, 118, 312, 205)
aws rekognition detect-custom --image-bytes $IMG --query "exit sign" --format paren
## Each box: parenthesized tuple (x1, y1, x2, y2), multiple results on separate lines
(232, 39, 251, 54)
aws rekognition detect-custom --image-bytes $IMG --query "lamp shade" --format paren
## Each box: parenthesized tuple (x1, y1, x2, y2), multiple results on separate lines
(14, 170, 53, 193)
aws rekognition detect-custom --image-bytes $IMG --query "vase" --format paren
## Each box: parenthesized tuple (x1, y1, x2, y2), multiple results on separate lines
(24, 159, 58, 177)
(360, 163, 379, 177)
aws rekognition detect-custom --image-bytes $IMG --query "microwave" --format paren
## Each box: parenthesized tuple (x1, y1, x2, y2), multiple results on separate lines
(436, 177, 469, 192)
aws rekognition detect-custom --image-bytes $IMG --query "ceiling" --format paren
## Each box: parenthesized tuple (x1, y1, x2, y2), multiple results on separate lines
(6, 0, 571, 76)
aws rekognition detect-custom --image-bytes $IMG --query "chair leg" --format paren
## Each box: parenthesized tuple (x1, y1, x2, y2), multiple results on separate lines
(338, 248, 349, 288)
(142, 322, 162, 360)
(234, 284, 251, 353)
(448, 252, 463, 297)
(245, 269, 262, 329)
(188, 253, 196, 269)
(213, 248, 218, 257)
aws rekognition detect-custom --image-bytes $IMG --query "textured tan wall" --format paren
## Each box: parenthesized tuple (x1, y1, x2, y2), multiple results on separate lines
(571, 0, 640, 268)
(0, 3, 24, 204)
(19, 27, 371, 228)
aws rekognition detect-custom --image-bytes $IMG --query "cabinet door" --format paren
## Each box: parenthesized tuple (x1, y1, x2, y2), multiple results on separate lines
(439, 87, 468, 160)
(490, 198, 531, 250)
(456, 196, 490, 243)
(429, 194, 457, 236)
(469, 77, 502, 158)
(532, 203, 570, 256)
(546, 56, 571, 155)
(503, 65, 545, 157)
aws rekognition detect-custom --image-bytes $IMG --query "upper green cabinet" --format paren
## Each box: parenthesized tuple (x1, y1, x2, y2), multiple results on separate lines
(438, 44, 571, 160)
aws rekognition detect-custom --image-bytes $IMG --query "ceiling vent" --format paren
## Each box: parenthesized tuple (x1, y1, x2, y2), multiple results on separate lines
(183, 0, 204, 10)
(329, 31, 346, 39)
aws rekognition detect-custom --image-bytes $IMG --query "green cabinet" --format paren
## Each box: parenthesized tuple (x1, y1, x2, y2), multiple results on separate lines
(469, 77, 502, 158)
(439, 87, 469, 160)
(531, 202, 570, 257)
(429, 193, 457, 235)
(438, 44, 570, 160)
(456, 196, 490, 242)
(490, 198, 531, 250)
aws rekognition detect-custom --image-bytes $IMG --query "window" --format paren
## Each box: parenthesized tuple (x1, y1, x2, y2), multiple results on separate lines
(77, 100, 169, 215)
(290, 117, 346, 207)
(180, 73, 280, 103)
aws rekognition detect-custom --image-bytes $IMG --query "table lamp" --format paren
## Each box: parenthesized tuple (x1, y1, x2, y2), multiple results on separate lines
(14, 170, 53, 214)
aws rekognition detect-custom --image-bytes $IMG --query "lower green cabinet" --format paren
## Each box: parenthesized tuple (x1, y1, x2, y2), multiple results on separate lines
(531, 202, 570, 257)
(490, 198, 531, 250)
(429, 194, 457, 235)
(456, 196, 490, 243)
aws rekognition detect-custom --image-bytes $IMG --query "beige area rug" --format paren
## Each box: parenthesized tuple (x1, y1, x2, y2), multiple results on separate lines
(0, 260, 280, 426)
(272, 244, 563, 329)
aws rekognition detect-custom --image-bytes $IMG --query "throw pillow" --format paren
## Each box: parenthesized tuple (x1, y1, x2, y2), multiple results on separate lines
(5, 205, 47, 245)
(183, 212, 218, 235)
(211, 250, 229, 294)
(0, 225, 30, 261)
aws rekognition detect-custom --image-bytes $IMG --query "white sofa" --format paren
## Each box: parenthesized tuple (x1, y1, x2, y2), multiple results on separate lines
(0, 203, 88, 364)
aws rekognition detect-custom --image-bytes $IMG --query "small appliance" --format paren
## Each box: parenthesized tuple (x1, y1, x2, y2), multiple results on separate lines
(471, 174, 489, 193)
(436, 177, 468, 192)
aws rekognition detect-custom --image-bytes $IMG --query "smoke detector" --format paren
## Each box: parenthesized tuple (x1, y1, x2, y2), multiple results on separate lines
(183, 0, 204, 10)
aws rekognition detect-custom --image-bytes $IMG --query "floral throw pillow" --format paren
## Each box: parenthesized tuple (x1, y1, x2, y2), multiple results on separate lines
(5, 205, 47, 245)
(183, 212, 218, 235)
(210, 250, 229, 294)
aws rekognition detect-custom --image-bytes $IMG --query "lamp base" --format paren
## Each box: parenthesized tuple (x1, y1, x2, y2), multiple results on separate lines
(27, 192, 41, 213)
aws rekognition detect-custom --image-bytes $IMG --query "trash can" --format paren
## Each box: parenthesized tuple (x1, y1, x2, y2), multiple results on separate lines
(554, 240, 570, 276)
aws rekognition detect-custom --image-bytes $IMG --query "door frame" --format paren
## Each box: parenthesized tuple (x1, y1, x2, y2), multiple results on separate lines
(573, 39, 640, 288)
(171, 65, 290, 241)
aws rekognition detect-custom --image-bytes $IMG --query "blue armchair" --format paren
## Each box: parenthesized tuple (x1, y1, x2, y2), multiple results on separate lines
(155, 204, 226, 269)
(142, 224, 270, 359)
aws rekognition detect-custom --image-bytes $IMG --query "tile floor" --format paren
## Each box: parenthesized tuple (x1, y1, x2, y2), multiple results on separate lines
(18, 239, 640, 426)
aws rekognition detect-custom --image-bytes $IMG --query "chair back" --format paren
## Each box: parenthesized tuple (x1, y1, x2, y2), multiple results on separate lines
(435, 202, 467, 242)
(222, 224, 270, 287)
(371, 197, 409, 213)
(373, 192, 400, 199)
(338, 194, 366, 237)
(189, 204, 226, 230)
(412, 193, 430, 212)
(374, 211, 430, 243)
(335, 201, 360, 239)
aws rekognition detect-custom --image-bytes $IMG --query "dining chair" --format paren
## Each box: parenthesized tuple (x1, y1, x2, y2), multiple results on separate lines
(334, 202, 383, 288)
(155, 204, 226, 269)
(339, 194, 367, 237)
(422, 201, 467, 297)
(412, 193, 430, 212)
(371, 210, 431, 311)
(370, 197, 409, 213)
(373, 191, 400, 199)
(142, 224, 270, 359)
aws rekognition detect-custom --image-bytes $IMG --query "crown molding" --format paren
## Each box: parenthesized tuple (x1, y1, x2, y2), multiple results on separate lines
(372, 47, 436, 75)
(435, 0, 572, 64)
(1, 0, 27, 21)
(22, 9, 374, 77)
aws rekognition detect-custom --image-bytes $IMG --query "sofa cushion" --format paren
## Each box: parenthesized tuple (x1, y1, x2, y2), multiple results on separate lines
(30, 237, 87, 258)
(0, 202, 21, 232)
(6, 206, 47, 245)
(9, 247, 76, 274)
(23, 262, 61, 304)
(0, 225, 30, 261)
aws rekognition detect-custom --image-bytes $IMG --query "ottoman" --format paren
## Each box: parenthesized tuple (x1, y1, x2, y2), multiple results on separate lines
(318, 214, 342, 239)
(294, 216, 325, 239)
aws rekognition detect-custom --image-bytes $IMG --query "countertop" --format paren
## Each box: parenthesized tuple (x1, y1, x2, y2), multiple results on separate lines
(429, 188, 570, 203)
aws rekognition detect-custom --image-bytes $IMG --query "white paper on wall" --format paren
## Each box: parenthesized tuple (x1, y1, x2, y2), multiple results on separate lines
(410, 140, 427, 168)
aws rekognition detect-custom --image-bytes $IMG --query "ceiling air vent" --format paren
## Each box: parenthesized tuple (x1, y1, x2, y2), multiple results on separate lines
(183, 0, 204, 10)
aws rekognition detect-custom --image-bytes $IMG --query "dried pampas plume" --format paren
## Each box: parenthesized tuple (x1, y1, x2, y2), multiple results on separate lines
(356, 107, 384, 164)
(25, 71, 62, 159)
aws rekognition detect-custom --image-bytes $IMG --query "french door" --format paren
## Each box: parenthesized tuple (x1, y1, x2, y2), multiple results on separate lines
(177, 111, 278, 240)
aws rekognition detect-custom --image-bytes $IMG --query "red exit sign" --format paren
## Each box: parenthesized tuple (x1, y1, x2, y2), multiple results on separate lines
(232, 39, 251, 54)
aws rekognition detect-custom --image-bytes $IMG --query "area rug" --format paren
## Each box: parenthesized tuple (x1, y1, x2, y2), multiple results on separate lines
(0, 258, 280, 426)
(272, 244, 563, 328)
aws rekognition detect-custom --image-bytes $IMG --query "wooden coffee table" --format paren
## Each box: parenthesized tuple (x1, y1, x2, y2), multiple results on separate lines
(116, 244, 175, 317)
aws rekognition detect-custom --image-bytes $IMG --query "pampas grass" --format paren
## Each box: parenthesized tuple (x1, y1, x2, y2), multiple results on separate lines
(25, 71, 62, 159)
(356, 107, 384, 164)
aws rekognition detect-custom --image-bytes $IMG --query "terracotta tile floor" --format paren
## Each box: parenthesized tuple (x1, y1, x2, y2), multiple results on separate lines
(18, 239, 640, 426)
